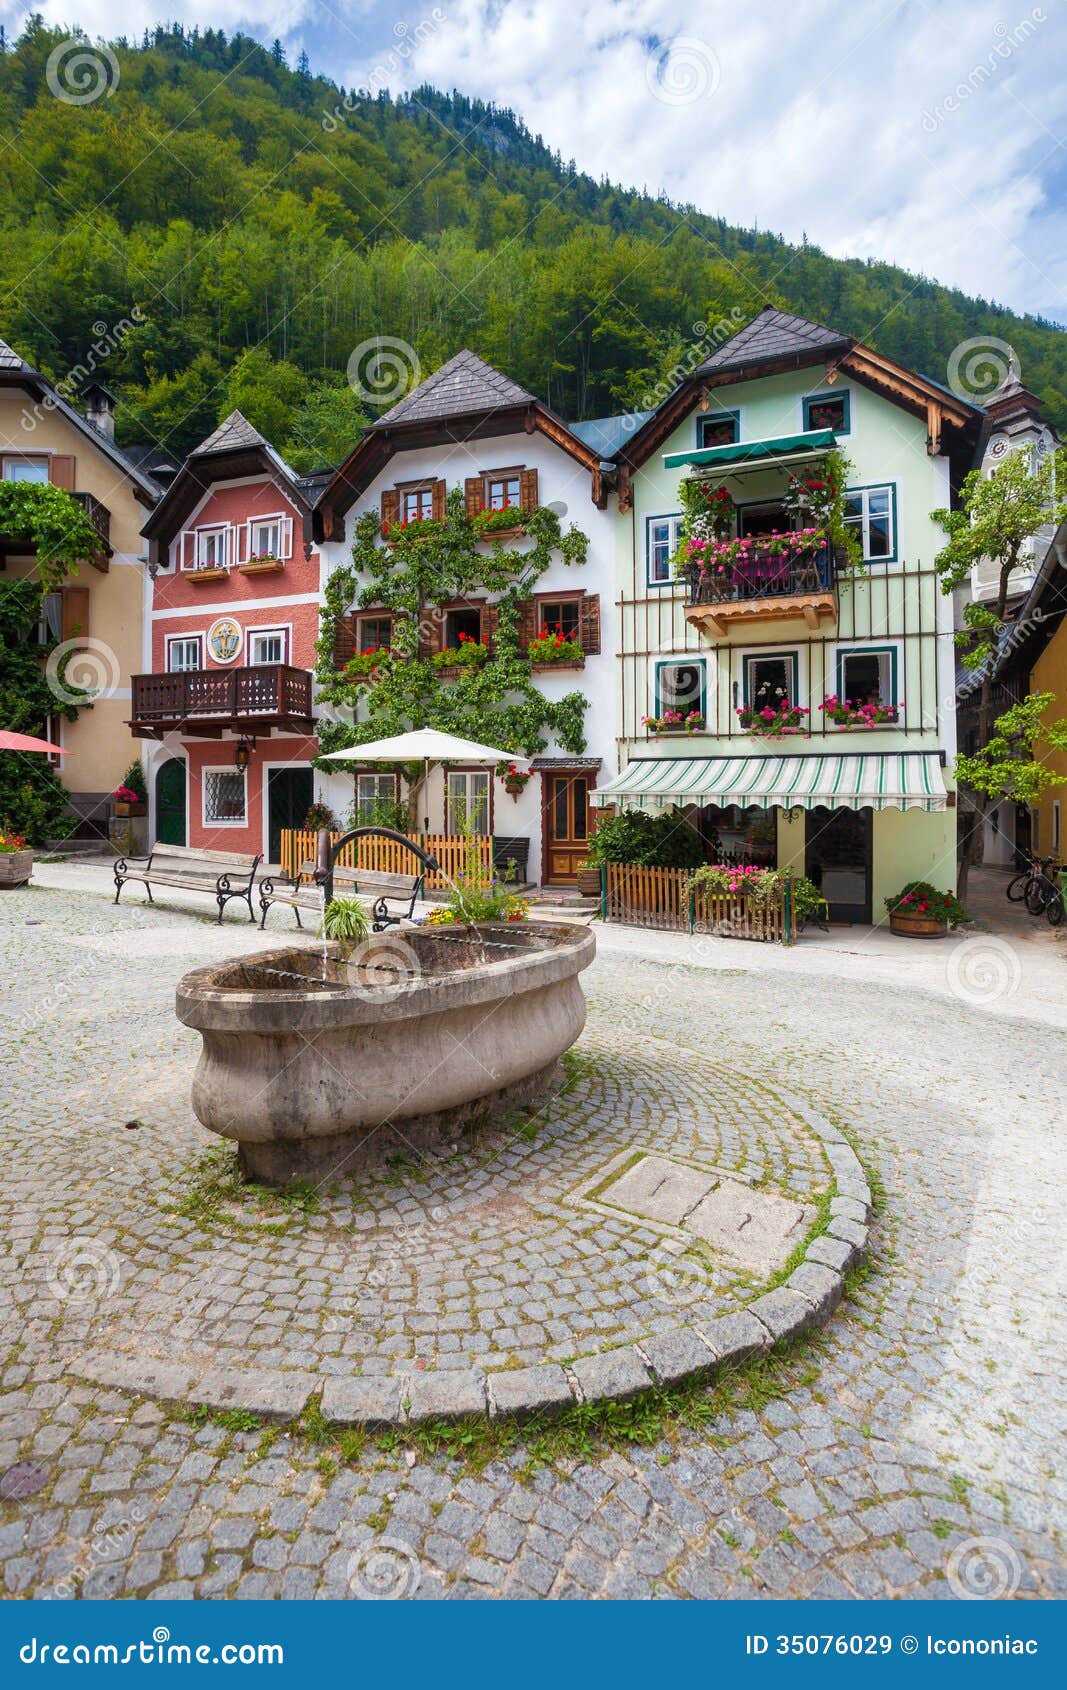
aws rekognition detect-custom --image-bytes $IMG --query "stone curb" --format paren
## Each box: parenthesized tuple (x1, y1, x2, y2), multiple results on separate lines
(70, 1103, 871, 1428)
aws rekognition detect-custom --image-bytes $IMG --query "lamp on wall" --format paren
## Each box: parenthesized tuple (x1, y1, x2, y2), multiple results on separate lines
(234, 737, 255, 772)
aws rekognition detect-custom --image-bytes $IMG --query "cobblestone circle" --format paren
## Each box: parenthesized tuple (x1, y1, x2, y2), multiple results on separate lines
(0, 879, 1063, 1599)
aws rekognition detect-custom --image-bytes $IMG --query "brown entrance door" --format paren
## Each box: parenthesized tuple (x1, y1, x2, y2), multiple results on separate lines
(544, 773, 590, 882)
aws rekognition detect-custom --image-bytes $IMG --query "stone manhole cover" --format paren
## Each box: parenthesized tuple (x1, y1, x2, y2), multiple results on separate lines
(594, 1152, 814, 1273)
(0, 1461, 49, 1501)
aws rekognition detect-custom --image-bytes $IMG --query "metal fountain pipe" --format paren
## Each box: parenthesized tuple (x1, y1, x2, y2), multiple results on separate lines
(313, 825, 442, 905)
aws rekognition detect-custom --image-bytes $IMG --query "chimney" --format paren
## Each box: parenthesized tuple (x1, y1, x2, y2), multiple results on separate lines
(84, 381, 116, 441)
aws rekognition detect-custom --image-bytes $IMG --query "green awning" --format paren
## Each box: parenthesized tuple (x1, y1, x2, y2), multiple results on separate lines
(594, 752, 948, 813)
(663, 428, 837, 472)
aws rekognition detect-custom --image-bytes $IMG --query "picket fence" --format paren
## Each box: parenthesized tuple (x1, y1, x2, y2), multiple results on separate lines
(279, 830, 492, 888)
(603, 864, 792, 943)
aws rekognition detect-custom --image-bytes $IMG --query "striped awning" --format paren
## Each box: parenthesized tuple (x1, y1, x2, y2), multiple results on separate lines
(593, 752, 948, 813)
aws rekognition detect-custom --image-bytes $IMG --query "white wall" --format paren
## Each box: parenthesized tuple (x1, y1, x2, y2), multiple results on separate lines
(316, 430, 617, 881)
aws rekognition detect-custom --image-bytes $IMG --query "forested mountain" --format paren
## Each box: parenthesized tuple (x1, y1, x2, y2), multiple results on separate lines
(2, 18, 1065, 470)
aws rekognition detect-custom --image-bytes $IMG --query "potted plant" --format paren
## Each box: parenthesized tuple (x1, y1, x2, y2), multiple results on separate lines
(112, 762, 147, 817)
(0, 828, 33, 887)
(304, 801, 338, 833)
(500, 763, 531, 800)
(736, 698, 809, 737)
(527, 625, 585, 666)
(575, 860, 602, 897)
(822, 693, 901, 728)
(432, 633, 490, 671)
(885, 881, 966, 938)
(642, 710, 705, 737)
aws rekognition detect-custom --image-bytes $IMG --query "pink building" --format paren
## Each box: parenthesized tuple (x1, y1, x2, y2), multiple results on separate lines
(136, 413, 326, 860)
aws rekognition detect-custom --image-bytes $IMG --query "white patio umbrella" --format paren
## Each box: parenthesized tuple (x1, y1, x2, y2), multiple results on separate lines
(321, 728, 529, 831)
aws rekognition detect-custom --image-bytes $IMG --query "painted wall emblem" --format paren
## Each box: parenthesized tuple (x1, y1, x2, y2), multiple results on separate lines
(208, 617, 243, 664)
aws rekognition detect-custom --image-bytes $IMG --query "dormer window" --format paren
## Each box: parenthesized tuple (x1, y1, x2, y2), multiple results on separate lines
(196, 526, 228, 568)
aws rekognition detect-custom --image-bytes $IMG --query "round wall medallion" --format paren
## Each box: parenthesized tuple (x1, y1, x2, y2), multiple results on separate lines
(207, 617, 243, 664)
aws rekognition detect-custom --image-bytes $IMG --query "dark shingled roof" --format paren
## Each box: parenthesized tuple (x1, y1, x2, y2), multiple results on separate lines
(191, 410, 269, 455)
(374, 349, 537, 427)
(0, 336, 31, 372)
(693, 306, 851, 377)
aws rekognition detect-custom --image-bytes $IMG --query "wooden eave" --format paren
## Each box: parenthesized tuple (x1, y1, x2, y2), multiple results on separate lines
(685, 590, 838, 638)
(142, 445, 314, 548)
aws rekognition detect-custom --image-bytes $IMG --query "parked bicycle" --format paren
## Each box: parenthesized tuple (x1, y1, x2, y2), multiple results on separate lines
(1023, 857, 1064, 926)
(1006, 852, 1056, 906)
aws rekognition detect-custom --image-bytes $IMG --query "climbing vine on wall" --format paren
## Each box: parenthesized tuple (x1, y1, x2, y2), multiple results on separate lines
(315, 489, 591, 776)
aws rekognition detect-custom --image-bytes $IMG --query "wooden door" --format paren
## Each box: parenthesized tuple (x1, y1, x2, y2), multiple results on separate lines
(156, 758, 186, 846)
(544, 773, 591, 883)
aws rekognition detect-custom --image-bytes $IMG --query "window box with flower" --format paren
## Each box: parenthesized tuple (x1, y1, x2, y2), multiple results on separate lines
(381, 515, 446, 546)
(822, 693, 901, 729)
(642, 709, 706, 737)
(528, 624, 585, 668)
(736, 698, 809, 737)
(432, 632, 490, 673)
(237, 552, 285, 575)
(111, 784, 147, 817)
(470, 502, 529, 542)
(344, 646, 392, 681)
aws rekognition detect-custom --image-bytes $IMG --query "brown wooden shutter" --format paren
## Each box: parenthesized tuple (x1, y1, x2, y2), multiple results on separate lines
(464, 476, 483, 518)
(431, 478, 447, 521)
(479, 603, 499, 651)
(50, 454, 76, 490)
(578, 592, 601, 655)
(333, 614, 359, 671)
(380, 488, 400, 530)
(60, 585, 90, 646)
(419, 606, 446, 660)
(516, 599, 539, 649)
(519, 467, 539, 511)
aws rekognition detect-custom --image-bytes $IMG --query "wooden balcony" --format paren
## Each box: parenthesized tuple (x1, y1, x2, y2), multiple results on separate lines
(71, 491, 111, 563)
(685, 544, 839, 637)
(1, 489, 111, 572)
(129, 664, 314, 740)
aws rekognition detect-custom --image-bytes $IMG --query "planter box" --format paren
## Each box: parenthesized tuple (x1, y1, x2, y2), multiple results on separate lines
(576, 866, 602, 898)
(475, 525, 525, 543)
(112, 801, 147, 817)
(889, 911, 949, 939)
(0, 849, 33, 887)
(188, 567, 229, 582)
(237, 559, 285, 575)
(531, 659, 585, 673)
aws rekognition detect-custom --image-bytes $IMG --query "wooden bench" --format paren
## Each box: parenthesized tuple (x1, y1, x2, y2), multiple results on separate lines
(114, 844, 262, 923)
(259, 860, 425, 932)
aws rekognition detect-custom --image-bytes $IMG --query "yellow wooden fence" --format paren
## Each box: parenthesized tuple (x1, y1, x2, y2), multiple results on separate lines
(604, 864, 790, 943)
(279, 830, 492, 889)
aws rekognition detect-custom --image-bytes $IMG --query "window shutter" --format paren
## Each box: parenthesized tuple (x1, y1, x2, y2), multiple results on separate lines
(50, 454, 76, 490)
(431, 479, 447, 521)
(419, 606, 446, 660)
(479, 603, 499, 650)
(178, 531, 195, 570)
(578, 593, 601, 656)
(464, 477, 483, 518)
(519, 467, 539, 512)
(333, 614, 359, 671)
(279, 515, 293, 559)
(233, 521, 248, 565)
(516, 599, 539, 649)
(380, 489, 401, 531)
(60, 585, 90, 646)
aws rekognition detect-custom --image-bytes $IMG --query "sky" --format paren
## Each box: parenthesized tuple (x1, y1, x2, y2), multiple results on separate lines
(4, 0, 1066, 325)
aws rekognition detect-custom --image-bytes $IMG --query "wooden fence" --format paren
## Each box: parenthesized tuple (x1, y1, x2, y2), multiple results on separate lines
(278, 830, 492, 888)
(603, 864, 792, 943)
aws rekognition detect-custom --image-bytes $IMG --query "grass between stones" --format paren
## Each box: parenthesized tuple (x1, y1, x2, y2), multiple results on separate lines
(164, 1144, 320, 1233)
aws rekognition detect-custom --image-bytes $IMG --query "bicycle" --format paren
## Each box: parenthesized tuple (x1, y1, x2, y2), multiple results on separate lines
(1005, 852, 1042, 902)
(1024, 857, 1063, 924)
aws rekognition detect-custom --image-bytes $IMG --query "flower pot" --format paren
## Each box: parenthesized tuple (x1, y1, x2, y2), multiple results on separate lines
(504, 778, 527, 800)
(889, 911, 948, 939)
(113, 801, 147, 817)
(576, 865, 602, 898)
(0, 849, 33, 888)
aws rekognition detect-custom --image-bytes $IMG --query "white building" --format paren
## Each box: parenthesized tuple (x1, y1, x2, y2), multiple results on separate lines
(314, 352, 618, 887)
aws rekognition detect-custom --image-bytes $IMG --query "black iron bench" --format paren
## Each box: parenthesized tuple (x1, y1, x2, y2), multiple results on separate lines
(259, 860, 426, 932)
(114, 844, 261, 923)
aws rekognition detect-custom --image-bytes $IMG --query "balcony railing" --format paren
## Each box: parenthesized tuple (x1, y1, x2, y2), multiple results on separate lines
(71, 491, 111, 555)
(687, 542, 837, 606)
(130, 664, 314, 738)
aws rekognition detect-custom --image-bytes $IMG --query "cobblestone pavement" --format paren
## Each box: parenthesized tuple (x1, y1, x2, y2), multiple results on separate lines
(1, 877, 1064, 1600)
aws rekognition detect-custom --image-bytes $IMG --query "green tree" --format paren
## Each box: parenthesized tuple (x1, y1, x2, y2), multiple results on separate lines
(223, 348, 307, 443)
(282, 379, 368, 472)
(934, 447, 1067, 897)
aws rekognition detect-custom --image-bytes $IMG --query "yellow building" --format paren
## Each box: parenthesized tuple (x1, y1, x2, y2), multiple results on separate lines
(992, 520, 1067, 860)
(0, 337, 174, 837)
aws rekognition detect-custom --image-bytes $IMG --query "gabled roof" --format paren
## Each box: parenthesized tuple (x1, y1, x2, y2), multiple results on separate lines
(0, 334, 162, 502)
(374, 349, 537, 427)
(317, 350, 605, 529)
(694, 306, 851, 376)
(569, 412, 653, 460)
(191, 409, 271, 456)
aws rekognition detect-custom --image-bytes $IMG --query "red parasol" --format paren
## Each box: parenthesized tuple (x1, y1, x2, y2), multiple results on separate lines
(0, 730, 67, 754)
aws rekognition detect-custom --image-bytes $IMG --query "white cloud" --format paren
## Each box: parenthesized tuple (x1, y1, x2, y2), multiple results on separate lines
(3, 0, 1064, 322)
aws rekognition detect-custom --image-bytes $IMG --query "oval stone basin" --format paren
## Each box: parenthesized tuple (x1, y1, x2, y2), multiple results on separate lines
(176, 921, 595, 1186)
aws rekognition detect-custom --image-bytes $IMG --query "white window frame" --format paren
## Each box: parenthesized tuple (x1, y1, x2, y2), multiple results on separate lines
(647, 514, 683, 586)
(2, 455, 49, 483)
(192, 525, 229, 570)
(843, 484, 896, 563)
(166, 633, 204, 673)
(446, 768, 490, 833)
(835, 642, 903, 715)
(356, 771, 400, 822)
(202, 765, 248, 828)
(246, 626, 289, 666)
(246, 512, 293, 560)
